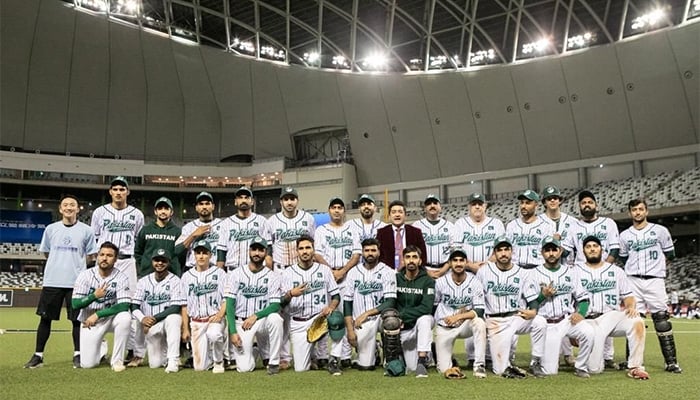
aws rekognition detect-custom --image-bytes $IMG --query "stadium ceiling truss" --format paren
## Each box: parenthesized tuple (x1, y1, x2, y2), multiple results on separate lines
(68, 0, 698, 72)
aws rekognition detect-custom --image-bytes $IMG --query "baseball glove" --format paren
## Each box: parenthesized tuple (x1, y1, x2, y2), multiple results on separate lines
(306, 315, 328, 343)
(444, 366, 465, 380)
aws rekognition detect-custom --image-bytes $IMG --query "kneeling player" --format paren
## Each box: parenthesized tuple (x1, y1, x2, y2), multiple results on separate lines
(434, 248, 487, 378)
(132, 249, 185, 373)
(72, 242, 131, 371)
(181, 241, 227, 373)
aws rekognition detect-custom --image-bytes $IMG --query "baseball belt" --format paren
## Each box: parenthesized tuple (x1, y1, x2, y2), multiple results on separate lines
(518, 263, 538, 270)
(546, 316, 566, 324)
(630, 274, 660, 280)
(117, 254, 133, 260)
(486, 311, 518, 318)
(585, 313, 603, 320)
(292, 315, 315, 322)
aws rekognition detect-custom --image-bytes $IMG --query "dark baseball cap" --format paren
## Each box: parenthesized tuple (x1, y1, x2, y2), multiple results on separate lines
(154, 197, 173, 209)
(249, 236, 268, 249)
(110, 176, 129, 188)
(578, 190, 596, 203)
(449, 247, 468, 260)
(193, 240, 212, 252)
(517, 189, 540, 202)
(582, 235, 601, 247)
(151, 248, 172, 261)
(358, 194, 375, 204)
(468, 193, 485, 204)
(493, 235, 512, 249)
(327, 310, 346, 341)
(235, 186, 253, 198)
(280, 187, 298, 199)
(329, 197, 345, 208)
(541, 186, 562, 201)
(196, 191, 213, 203)
(424, 194, 441, 204)
(541, 235, 561, 249)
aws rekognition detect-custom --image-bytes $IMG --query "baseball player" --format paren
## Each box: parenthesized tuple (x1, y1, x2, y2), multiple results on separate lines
(217, 187, 271, 271)
(180, 240, 227, 373)
(576, 236, 649, 379)
(91, 176, 144, 294)
(619, 198, 682, 373)
(454, 193, 505, 273)
(24, 195, 98, 369)
(562, 190, 620, 265)
(225, 236, 284, 374)
(347, 194, 387, 242)
(506, 190, 555, 269)
(412, 194, 458, 278)
(131, 249, 186, 373)
(530, 236, 594, 377)
(475, 235, 547, 378)
(71, 242, 131, 371)
(433, 248, 487, 378)
(176, 192, 223, 273)
(395, 246, 435, 377)
(134, 197, 183, 278)
(539, 186, 576, 244)
(280, 235, 342, 374)
(343, 238, 397, 370)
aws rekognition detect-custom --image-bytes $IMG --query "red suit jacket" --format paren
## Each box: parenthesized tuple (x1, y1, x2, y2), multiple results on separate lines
(376, 224, 427, 269)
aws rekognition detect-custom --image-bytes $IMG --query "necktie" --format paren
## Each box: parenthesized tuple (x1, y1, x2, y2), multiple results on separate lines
(394, 227, 403, 269)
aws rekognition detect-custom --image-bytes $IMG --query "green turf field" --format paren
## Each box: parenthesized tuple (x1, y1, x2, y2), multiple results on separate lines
(1, 308, 698, 400)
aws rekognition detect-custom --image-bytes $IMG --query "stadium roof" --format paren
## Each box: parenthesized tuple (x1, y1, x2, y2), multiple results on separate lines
(56, 0, 700, 72)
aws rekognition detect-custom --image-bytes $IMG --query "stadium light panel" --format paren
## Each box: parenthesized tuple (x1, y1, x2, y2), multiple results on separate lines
(522, 38, 550, 55)
(470, 49, 496, 65)
(362, 53, 388, 70)
(631, 9, 666, 30)
(567, 32, 596, 50)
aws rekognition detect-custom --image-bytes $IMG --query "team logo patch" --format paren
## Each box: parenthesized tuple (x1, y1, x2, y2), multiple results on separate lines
(488, 226, 494, 231)
(63, 236, 72, 245)
(608, 271, 614, 277)
(263, 278, 268, 284)
(565, 276, 570, 282)
(213, 275, 218, 281)
(302, 222, 307, 226)
(650, 231, 656, 236)
(317, 272, 323, 278)
(536, 229, 541, 234)
(130, 215, 135, 220)
(513, 277, 520, 283)
(111, 282, 117, 287)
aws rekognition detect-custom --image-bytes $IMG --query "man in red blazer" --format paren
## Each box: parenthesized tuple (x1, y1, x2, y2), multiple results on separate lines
(376, 200, 427, 270)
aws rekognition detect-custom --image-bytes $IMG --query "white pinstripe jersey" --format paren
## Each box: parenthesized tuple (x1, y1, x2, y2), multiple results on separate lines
(412, 218, 458, 265)
(619, 223, 674, 278)
(176, 218, 223, 268)
(180, 267, 227, 319)
(343, 262, 397, 319)
(73, 267, 131, 322)
(91, 204, 144, 255)
(505, 216, 555, 266)
(347, 218, 387, 242)
(225, 266, 281, 318)
(267, 211, 316, 266)
(281, 262, 339, 319)
(132, 273, 185, 316)
(476, 263, 539, 315)
(454, 216, 505, 263)
(217, 213, 269, 269)
(563, 217, 620, 264)
(530, 265, 588, 319)
(540, 212, 576, 243)
(314, 222, 360, 269)
(433, 273, 485, 325)
(575, 262, 632, 315)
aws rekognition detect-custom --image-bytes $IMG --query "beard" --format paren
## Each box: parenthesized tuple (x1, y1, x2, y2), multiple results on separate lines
(580, 207, 596, 219)
(585, 254, 602, 264)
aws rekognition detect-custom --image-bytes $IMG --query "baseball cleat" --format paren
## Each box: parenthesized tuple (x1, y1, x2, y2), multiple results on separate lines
(529, 361, 546, 378)
(112, 362, 126, 372)
(573, 368, 590, 378)
(665, 363, 682, 373)
(127, 357, 143, 368)
(212, 362, 225, 374)
(279, 360, 291, 370)
(563, 355, 576, 367)
(340, 359, 352, 369)
(224, 359, 237, 370)
(473, 364, 487, 379)
(501, 366, 526, 379)
(627, 367, 650, 380)
(267, 364, 280, 375)
(165, 360, 179, 373)
(328, 359, 342, 376)
(415, 363, 428, 378)
(73, 355, 81, 369)
(24, 354, 43, 369)
(604, 359, 619, 370)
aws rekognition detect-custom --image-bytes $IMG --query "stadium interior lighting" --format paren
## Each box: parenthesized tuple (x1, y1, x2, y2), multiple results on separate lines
(261, 45, 285, 60)
(470, 49, 496, 65)
(113, 0, 138, 15)
(429, 55, 448, 68)
(331, 55, 349, 68)
(303, 51, 320, 64)
(522, 38, 550, 55)
(361, 53, 388, 70)
(230, 38, 255, 54)
(452, 55, 462, 67)
(567, 32, 596, 50)
(695, 0, 700, 11)
(631, 9, 666, 31)
(689, 0, 700, 18)
(77, 0, 108, 12)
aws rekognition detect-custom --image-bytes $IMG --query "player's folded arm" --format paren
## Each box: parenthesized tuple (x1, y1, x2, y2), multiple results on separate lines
(254, 302, 280, 319)
(96, 302, 130, 318)
(154, 305, 181, 323)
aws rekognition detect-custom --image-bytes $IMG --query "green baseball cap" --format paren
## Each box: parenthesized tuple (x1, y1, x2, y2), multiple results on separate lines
(468, 193, 485, 204)
(449, 247, 468, 260)
(151, 248, 172, 261)
(517, 189, 540, 202)
(541, 235, 561, 249)
(327, 310, 346, 341)
(154, 196, 173, 209)
(193, 240, 212, 252)
(249, 236, 268, 249)
(196, 191, 214, 203)
(280, 186, 298, 199)
(541, 186, 562, 201)
(110, 176, 129, 188)
(424, 194, 441, 204)
(329, 197, 345, 208)
(493, 235, 512, 249)
(235, 186, 253, 198)
(358, 194, 375, 204)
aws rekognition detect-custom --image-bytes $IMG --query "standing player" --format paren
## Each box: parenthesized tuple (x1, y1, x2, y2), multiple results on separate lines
(530, 236, 594, 377)
(619, 198, 682, 373)
(131, 249, 185, 373)
(344, 238, 397, 370)
(347, 194, 387, 242)
(563, 190, 620, 265)
(225, 237, 284, 374)
(395, 246, 435, 377)
(376, 201, 427, 270)
(476, 235, 547, 378)
(280, 235, 342, 374)
(539, 186, 576, 245)
(576, 236, 649, 379)
(314, 197, 361, 282)
(24, 195, 98, 369)
(506, 190, 555, 269)
(433, 248, 487, 378)
(217, 187, 271, 271)
(71, 242, 131, 371)
(134, 197, 183, 278)
(454, 193, 505, 273)
(267, 187, 316, 269)
(91, 176, 144, 294)
(180, 240, 227, 373)
(176, 192, 223, 273)
(412, 194, 458, 278)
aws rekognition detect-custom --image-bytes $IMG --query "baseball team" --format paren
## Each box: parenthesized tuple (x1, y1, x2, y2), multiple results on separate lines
(23, 177, 683, 380)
